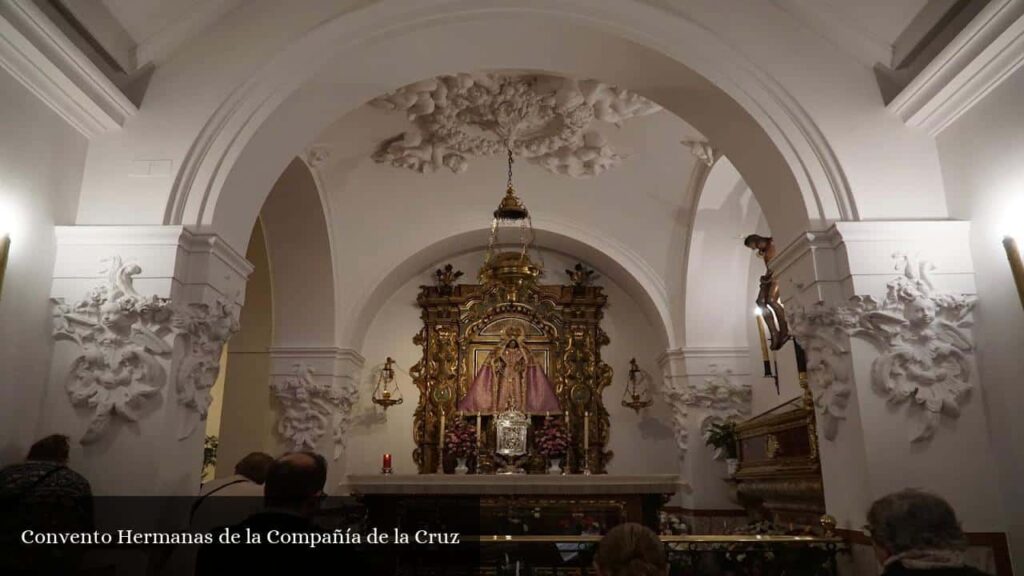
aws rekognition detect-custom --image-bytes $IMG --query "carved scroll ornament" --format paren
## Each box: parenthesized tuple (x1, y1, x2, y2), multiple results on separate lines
(792, 254, 975, 442)
(52, 257, 175, 444)
(173, 299, 239, 439)
(52, 257, 243, 444)
(662, 365, 751, 459)
(271, 363, 356, 458)
(370, 73, 661, 178)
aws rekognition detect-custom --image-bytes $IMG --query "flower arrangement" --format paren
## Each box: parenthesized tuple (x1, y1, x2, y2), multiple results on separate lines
(445, 417, 477, 458)
(535, 416, 569, 458)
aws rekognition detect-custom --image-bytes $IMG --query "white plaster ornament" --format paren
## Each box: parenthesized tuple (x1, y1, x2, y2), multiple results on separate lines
(792, 254, 975, 442)
(661, 364, 751, 459)
(272, 363, 357, 459)
(173, 299, 239, 440)
(369, 73, 661, 178)
(52, 257, 175, 444)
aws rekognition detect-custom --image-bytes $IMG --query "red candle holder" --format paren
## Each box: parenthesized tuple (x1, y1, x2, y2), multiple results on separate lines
(382, 453, 393, 475)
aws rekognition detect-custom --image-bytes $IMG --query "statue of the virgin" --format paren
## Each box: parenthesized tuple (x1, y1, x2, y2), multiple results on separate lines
(458, 330, 561, 414)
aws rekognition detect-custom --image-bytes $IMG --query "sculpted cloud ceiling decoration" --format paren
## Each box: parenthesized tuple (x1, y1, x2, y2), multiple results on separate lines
(369, 73, 662, 178)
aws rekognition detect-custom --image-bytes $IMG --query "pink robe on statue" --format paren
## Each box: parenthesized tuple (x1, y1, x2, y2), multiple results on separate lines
(458, 361, 561, 414)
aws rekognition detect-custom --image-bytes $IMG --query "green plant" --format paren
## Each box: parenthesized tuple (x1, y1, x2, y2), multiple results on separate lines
(203, 435, 219, 475)
(704, 421, 738, 459)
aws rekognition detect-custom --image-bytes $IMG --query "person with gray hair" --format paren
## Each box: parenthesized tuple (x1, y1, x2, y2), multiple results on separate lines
(866, 489, 990, 575)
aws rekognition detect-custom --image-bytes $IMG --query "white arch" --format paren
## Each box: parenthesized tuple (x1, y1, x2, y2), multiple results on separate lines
(683, 157, 764, 346)
(166, 0, 856, 252)
(346, 221, 675, 352)
(260, 158, 337, 347)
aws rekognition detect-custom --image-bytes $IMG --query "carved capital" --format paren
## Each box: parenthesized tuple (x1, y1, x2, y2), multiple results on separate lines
(271, 361, 359, 459)
(52, 257, 176, 444)
(172, 299, 239, 440)
(790, 303, 853, 442)
(660, 361, 751, 459)
(792, 253, 976, 442)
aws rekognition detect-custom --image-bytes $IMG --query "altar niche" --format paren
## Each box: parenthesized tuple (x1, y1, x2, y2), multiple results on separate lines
(409, 254, 613, 474)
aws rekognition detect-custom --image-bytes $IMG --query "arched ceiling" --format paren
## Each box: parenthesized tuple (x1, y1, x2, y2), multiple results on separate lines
(307, 74, 704, 350)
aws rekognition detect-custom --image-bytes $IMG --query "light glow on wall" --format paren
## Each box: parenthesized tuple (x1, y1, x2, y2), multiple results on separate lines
(0, 188, 26, 243)
(996, 187, 1024, 241)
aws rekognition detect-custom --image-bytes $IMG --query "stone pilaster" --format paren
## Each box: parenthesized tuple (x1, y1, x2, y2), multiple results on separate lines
(268, 346, 364, 490)
(658, 347, 751, 510)
(46, 225, 251, 496)
(772, 221, 1006, 533)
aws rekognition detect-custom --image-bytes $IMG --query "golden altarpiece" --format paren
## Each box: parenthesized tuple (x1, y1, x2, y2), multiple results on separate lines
(409, 250, 613, 475)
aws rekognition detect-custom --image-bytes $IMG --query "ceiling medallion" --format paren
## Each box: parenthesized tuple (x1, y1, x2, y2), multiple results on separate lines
(369, 73, 661, 178)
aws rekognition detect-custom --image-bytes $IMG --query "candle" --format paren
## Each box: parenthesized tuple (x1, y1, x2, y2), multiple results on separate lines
(382, 453, 392, 470)
(439, 412, 446, 456)
(476, 412, 482, 446)
(755, 311, 772, 377)
(1005, 236, 1024, 310)
(583, 411, 590, 454)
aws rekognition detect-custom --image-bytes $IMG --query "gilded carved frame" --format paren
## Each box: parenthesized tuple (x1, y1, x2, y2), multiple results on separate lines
(410, 260, 612, 474)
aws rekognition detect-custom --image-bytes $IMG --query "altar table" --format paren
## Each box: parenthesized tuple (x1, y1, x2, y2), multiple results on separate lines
(344, 474, 679, 533)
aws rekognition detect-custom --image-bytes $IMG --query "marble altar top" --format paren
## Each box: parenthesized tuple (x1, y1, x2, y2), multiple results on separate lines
(343, 474, 680, 496)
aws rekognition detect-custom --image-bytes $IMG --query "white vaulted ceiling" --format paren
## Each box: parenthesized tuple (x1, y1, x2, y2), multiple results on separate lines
(307, 72, 709, 349)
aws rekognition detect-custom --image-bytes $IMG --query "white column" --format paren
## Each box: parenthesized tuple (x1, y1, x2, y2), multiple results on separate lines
(774, 221, 1006, 534)
(268, 346, 364, 492)
(45, 225, 251, 496)
(659, 346, 751, 510)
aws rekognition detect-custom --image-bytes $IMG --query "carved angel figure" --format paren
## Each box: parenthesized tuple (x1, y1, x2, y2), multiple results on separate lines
(847, 255, 975, 441)
(566, 262, 597, 287)
(796, 254, 976, 442)
(52, 257, 175, 444)
(271, 364, 348, 452)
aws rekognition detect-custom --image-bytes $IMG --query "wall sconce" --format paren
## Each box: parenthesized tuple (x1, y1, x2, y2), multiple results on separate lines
(0, 233, 9, 302)
(1004, 236, 1024, 311)
(371, 357, 403, 410)
(621, 358, 652, 413)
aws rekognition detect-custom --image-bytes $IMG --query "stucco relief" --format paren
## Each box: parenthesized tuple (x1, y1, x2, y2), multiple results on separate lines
(682, 140, 716, 167)
(790, 303, 853, 442)
(271, 363, 357, 459)
(52, 257, 175, 444)
(662, 364, 751, 459)
(792, 254, 975, 442)
(369, 73, 661, 178)
(173, 299, 239, 440)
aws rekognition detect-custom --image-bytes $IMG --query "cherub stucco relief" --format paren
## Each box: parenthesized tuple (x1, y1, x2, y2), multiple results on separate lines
(792, 254, 975, 442)
(854, 255, 975, 441)
(272, 363, 356, 458)
(52, 257, 175, 444)
(369, 73, 660, 178)
(661, 364, 750, 459)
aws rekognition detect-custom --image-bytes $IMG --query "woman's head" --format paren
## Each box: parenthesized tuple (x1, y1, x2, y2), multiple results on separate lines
(866, 489, 965, 561)
(594, 523, 668, 576)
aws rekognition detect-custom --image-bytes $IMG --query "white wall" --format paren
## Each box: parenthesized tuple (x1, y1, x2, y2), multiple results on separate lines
(937, 64, 1024, 567)
(0, 69, 87, 463)
(347, 247, 679, 479)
